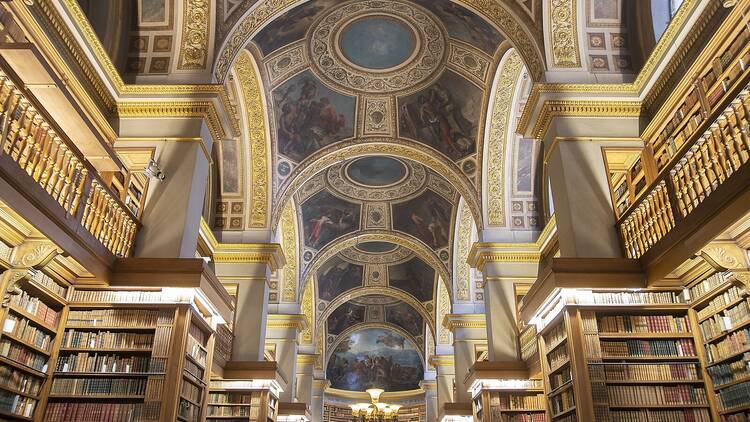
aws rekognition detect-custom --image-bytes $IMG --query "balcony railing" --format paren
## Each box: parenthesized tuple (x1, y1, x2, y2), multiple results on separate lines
(619, 84, 750, 259)
(0, 73, 137, 257)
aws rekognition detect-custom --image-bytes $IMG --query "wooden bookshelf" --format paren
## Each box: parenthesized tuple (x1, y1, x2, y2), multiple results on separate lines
(472, 386, 547, 422)
(207, 387, 278, 422)
(177, 310, 215, 422)
(537, 289, 716, 422)
(688, 270, 750, 421)
(0, 270, 67, 421)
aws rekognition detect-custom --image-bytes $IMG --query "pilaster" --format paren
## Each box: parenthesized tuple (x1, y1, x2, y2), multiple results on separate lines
(266, 314, 308, 401)
(443, 314, 487, 403)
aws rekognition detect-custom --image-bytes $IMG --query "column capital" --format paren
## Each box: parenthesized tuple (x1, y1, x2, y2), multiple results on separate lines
(266, 314, 308, 331)
(420, 379, 437, 392)
(199, 219, 286, 270)
(429, 354, 455, 369)
(296, 353, 317, 366)
(442, 313, 486, 330)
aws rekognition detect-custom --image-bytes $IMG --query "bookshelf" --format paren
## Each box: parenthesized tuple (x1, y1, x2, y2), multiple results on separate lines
(0, 270, 67, 421)
(178, 310, 214, 422)
(472, 385, 547, 422)
(322, 403, 425, 422)
(537, 289, 715, 421)
(688, 270, 750, 421)
(207, 387, 279, 422)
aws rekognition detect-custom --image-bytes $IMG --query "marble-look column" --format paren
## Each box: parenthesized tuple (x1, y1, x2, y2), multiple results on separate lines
(295, 354, 315, 406)
(266, 314, 308, 402)
(213, 244, 285, 362)
(443, 314, 487, 403)
(429, 355, 455, 415)
(421, 380, 438, 421)
(311, 379, 327, 421)
(468, 243, 542, 361)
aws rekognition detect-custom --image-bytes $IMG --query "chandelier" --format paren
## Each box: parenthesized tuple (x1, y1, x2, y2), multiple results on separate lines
(349, 388, 402, 421)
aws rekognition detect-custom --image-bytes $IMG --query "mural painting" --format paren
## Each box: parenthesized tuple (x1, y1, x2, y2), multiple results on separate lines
(345, 156, 408, 187)
(516, 137, 534, 193)
(327, 328, 423, 391)
(252, 0, 338, 55)
(140, 0, 166, 23)
(317, 256, 364, 301)
(388, 257, 435, 302)
(339, 16, 417, 70)
(392, 189, 453, 249)
(385, 302, 424, 336)
(328, 302, 366, 335)
(398, 71, 482, 161)
(220, 139, 239, 193)
(273, 71, 355, 163)
(413, 0, 504, 55)
(301, 190, 360, 249)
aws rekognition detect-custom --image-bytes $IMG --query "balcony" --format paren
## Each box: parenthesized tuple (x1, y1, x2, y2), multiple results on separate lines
(0, 71, 138, 258)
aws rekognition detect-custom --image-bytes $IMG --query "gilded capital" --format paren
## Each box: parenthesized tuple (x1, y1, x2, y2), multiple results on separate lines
(442, 313, 486, 330)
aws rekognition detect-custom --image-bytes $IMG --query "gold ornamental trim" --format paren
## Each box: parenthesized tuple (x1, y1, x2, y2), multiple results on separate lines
(234, 52, 270, 229)
(115, 101, 226, 146)
(177, 0, 210, 70)
(266, 314, 309, 331)
(296, 354, 316, 365)
(467, 216, 557, 270)
(200, 219, 286, 269)
(529, 100, 643, 139)
(428, 355, 455, 368)
(442, 313, 486, 330)
(549, 0, 581, 68)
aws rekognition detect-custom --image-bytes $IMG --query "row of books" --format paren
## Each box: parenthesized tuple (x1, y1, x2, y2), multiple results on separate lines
(606, 385, 708, 405)
(544, 323, 567, 351)
(3, 315, 53, 351)
(505, 414, 547, 422)
(582, 291, 685, 305)
(705, 327, 750, 363)
(547, 345, 569, 370)
(717, 380, 750, 412)
(699, 300, 750, 341)
(0, 364, 42, 395)
(184, 356, 204, 382)
(689, 272, 729, 300)
(8, 290, 59, 326)
(0, 340, 47, 372)
(599, 339, 696, 357)
(30, 271, 68, 299)
(548, 368, 572, 391)
(43, 402, 161, 422)
(152, 326, 173, 357)
(61, 330, 153, 350)
(186, 334, 208, 367)
(721, 412, 750, 422)
(548, 388, 575, 415)
(55, 353, 165, 374)
(493, 394, 545, 410)
(178, 398, 202, 422)
(0, 389, 35, 418)
(601, 362, 701, 381)
(707, 352, 750, 387)
(68, 289, 192, 304)
(50, 377, 147, 396)
(209, 392, 263, 405)
(181, 377, 203, 404)
(596, 315, 691, 334)
(697, 285, 747, 320)
(207, 405, 251, 417)
(188, 321, 208, 346)
(66, 309, 160, 327)
(607, 409, 710, 422)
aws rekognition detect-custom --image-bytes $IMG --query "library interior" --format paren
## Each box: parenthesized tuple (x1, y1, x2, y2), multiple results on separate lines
(0, 0, 748, 421)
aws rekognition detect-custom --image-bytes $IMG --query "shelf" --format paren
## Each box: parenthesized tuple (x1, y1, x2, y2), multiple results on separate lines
(566, 304, 689, 312)
(180, 395, 202, 407)
(547, 380, 573, 397)
(704, 318, 750, 344)
(598, 332, 694, 339)
(54, 371, 165, 377)
(64, 325, 157, 331)
(0, 383, 39, 400)
(714, 375, 750, 390)
(707, 345, 750, 367)
(7, 305, 58, 333)
(206, 416, 252, 419)
(720, 404, 750, 415)
(548, 359, 570, 374)
(1, 332, 51, 356)
(690, 280, 734, 308)
(500, 408, 546, 412)
(545, 336, 568, 354)
(48, 394, 146, 400)
(698, 294, 749, 323)
(604, 379, 705, 385)
(58, 347, 153, 353)
(185, 352, 206, 369)
(608, 404, 710, 409)
(0, 409, 33, 421)
(0, 356, 47, 378)
(23, 279, 67, 308)
(551, 406, 576, 419)
(599, 355, 699, 361)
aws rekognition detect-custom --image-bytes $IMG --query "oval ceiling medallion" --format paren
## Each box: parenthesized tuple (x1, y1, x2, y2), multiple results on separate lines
(338, 16, 417, 71)
(356, 241, 398, 253)
(308, 0, 446, 94)
(327, 156, 426, 202)
(345, 156, 408, 187)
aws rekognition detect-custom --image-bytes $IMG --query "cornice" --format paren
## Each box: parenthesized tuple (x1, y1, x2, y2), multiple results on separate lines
(115, 100, 226, 145)
(199, 218, 285, 270)
(528, 100, 643, 140)
(467, 216, 557, 270)
(296, 354, 316, 365)
(266, 314, 308, 331)
(442, 313, 487, 330)
(428, 355, 455, 368)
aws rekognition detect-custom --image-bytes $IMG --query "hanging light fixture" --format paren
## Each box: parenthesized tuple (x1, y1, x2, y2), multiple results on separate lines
(349, 389, 401, 421)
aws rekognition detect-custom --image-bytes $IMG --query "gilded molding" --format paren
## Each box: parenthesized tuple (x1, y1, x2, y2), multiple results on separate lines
(437, 282, 452, 345)
(266, 313, 308, 331)
(442, 313, 487, 330)
(178, 0, 210, 70)
(115, 101, 226, 145)
(299, 280, 314, 344)
(486, 50, 523, 227)
(296, 354, 316, 365)
(280, 201, 298, 302)
(529, 100, 643, 139)
(212, 243, 286, 270)
(234, 52, 270, 228)
(428, 354, 455, 367)
(455, 201, 474, 302)
(549, 0, 580, 68)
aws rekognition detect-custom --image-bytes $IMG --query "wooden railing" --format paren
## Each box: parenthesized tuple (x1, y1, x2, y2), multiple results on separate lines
(619, 84, 750, 258)
(0, 73, 137, 256)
